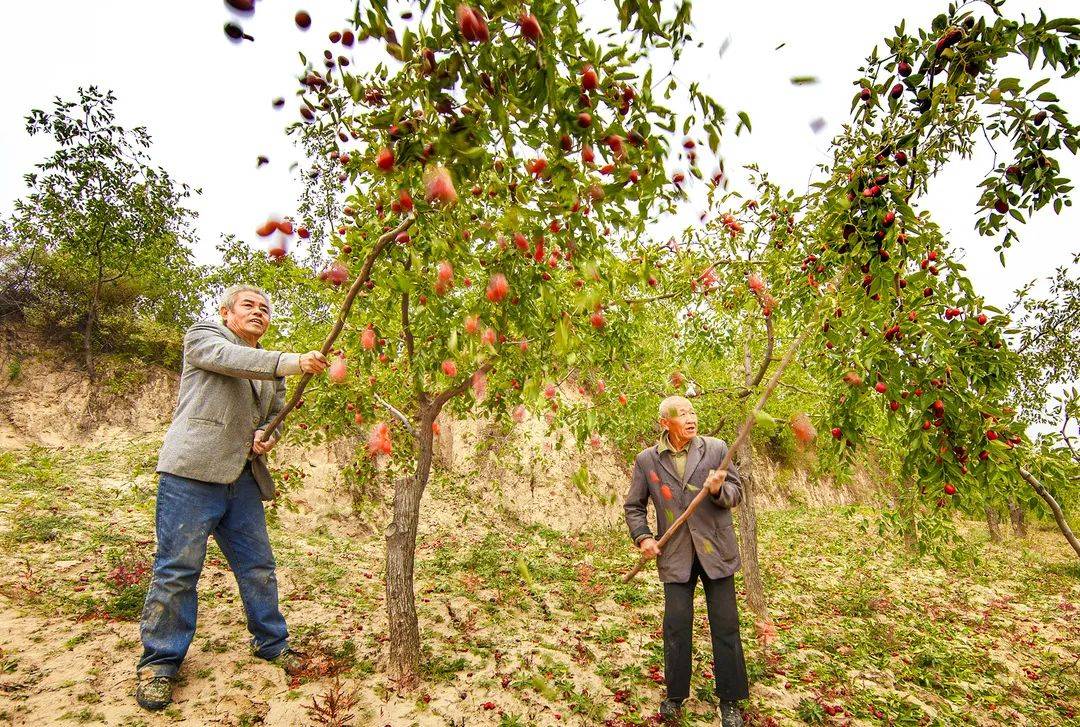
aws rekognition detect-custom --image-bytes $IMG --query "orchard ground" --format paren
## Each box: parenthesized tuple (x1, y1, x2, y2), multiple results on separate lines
(0, 337, 1076, 726)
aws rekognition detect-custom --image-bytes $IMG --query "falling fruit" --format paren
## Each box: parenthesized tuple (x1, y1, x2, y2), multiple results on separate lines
(321, 261, 349, 286)
(376, 147, 394, 172)
(224, 23, 252, 42)
(328, 356, 348, 384)
(456, 4, 489, 43)
(294, 10, 311, 29)
(660, 484, 673, 500)
(424, 166, 458, 205)
(256, 219, 279, 237)
(367, 422, 392, 457)
(518, 13, 541, 42)
(486, 273, 509, 303)
(790, 413, 816, 443)
(437, 260, 453, 287)
(843, 371, 863, 387)
(268, 238, 287, 260)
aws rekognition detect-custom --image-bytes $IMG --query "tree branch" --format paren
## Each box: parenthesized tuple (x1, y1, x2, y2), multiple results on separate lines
(432, 362, 494, 413)
(1018, 465, 1080, 559)
(401, 258, 415, 363)
(375, 393, 417, 438)
(260, 213, 417, 437)
(748, 313, 775, 389)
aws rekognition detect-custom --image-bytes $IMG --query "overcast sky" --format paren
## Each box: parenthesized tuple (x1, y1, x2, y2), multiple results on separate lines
(1, 0, 1077, 314)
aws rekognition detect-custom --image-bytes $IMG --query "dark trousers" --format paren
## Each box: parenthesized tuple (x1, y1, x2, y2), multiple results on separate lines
(663, 555, 750, 702)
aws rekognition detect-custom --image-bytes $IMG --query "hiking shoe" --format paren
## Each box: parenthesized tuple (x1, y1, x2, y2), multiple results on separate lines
(658, 699, 683, 724)
(269, 647, 306, 677)
(719, 700, 744, 727)
(135, 676, 173, 711)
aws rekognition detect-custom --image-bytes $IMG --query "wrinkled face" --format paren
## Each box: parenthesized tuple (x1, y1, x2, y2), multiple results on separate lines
(221, 291, 270, 342)
(660, 399, 697, 442)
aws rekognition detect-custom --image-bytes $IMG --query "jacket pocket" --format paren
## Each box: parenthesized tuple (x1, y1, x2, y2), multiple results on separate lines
(188, 416, 225, 427)
(716, 523, 738, 560)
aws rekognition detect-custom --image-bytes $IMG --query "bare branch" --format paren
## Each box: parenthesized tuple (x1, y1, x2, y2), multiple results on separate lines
(375, 393, 417, 438)
(432, 362, 494, 413)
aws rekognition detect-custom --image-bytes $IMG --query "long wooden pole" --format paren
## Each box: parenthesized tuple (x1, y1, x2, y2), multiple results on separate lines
(260, 214, 416, 439)
(622, 272, 843, 582)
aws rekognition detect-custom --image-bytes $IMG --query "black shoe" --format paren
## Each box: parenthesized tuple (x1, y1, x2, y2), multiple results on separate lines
(135, 676, 173, 711)
(659, 699, 683, 723)
(719, 700, 744, 727)
(269, 647, 306, 677)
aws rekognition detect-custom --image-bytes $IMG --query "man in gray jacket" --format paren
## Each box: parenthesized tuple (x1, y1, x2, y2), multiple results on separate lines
(135, 285, 328, 711)
(624, 395, 749, 726)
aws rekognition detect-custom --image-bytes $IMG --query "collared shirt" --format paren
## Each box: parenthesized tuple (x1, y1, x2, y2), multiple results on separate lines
(657, 431, 692, 481)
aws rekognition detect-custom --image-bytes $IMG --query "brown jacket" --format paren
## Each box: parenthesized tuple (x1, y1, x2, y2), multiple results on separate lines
(623, 435, 743, 583)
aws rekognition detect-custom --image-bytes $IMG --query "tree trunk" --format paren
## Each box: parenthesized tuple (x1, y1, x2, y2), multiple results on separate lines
(1008, 498, 1027, 539)
(985, 506, 1002, 544)
(735, 335, 767, 620)
(84, 283, 99, 382)
(896, 481, 918, 552)
(384, 405, 437, 686)
(735, 439, 767, 620)
(433, 411, 453, 470)
(1018, 466, 1080, 559)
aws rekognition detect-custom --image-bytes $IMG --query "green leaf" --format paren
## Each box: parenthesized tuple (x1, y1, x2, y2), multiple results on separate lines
(735, 111, 752, 136)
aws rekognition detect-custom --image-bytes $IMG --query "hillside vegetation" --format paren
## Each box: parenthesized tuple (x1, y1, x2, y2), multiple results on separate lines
(0, 335, 1076, 726)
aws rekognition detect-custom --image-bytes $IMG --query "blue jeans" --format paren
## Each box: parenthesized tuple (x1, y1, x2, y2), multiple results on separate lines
(137, 468, 288, 677)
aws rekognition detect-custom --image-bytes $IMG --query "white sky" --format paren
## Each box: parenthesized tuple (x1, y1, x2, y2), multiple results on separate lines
(1, 0, 1077, 313)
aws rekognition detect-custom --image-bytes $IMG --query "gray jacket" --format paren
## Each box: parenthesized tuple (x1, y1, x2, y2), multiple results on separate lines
(156, 319, 300, 500)
(624, 436, 744, 583)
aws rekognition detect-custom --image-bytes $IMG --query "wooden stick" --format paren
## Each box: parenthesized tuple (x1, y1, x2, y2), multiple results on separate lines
(260, 214, 416, 439)
(621, 272, 843, 582)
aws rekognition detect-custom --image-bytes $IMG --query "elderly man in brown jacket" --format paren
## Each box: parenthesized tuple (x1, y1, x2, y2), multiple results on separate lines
(624, 395, 749, 726)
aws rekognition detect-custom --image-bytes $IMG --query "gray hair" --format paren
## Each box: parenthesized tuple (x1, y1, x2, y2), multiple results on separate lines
(219, 284, 272, 313)
(659, 395, 692, 419)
